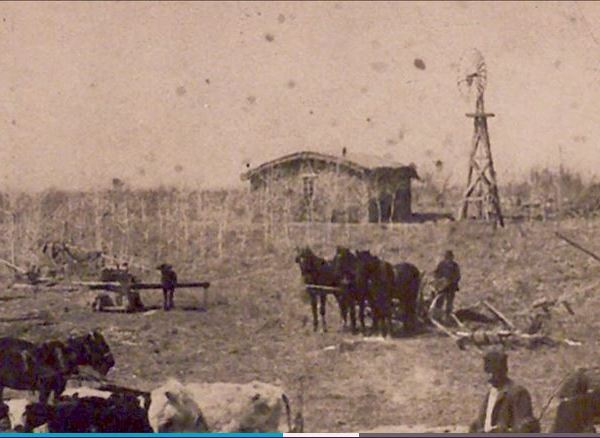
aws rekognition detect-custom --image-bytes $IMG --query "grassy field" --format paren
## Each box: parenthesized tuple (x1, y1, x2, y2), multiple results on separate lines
(1, 217, 600, 432)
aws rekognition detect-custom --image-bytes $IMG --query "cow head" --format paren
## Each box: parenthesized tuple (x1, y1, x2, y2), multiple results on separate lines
(67, 331, 115, 376)
(156, 264, 173, 273)
(149, 380, 208, 433)
(20, 402, 53, 432)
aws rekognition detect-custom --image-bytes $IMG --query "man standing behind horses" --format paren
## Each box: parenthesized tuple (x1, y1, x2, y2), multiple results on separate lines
(470, 350, 540, 433)
(432, 250, 461, 322)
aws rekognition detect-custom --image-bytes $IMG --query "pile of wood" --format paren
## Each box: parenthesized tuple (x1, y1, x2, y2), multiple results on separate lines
(427, 297, 581, 351)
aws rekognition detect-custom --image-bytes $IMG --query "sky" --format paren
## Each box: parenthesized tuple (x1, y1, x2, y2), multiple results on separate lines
(0, 1, 599, 192)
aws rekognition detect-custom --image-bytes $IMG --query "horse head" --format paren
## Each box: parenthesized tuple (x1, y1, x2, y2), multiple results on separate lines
(332, 247, 356, 286)
(294, 247, 313, 267)
(355, 250, 381, 286)
(67, 331, 115, 376)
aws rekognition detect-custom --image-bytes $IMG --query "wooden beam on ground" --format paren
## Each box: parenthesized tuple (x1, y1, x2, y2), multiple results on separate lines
(482, 300, 515, 330)
(0, 258, 27, 274)
(305, 284, 342, 292)
(451, 313, 467, 329)
(429, 316, 460, 340)
(556, 232, 600, 264)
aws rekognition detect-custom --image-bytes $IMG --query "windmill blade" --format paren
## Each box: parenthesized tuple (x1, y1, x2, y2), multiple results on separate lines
(456, 48, 487, 98)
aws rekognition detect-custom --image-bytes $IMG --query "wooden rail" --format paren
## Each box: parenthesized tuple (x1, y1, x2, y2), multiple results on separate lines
(75, 281, 210, 291)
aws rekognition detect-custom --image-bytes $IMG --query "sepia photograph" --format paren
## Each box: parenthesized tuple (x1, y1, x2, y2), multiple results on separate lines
(0, 0, 599, 433)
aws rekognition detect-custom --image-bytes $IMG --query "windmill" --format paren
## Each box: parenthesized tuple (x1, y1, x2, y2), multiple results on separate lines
(456, 49, 504, 227)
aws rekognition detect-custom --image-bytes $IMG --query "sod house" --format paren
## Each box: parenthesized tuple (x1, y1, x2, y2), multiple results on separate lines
(240, 149, 419, 223)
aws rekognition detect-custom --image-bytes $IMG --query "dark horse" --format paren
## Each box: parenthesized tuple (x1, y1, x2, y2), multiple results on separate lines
(0, 331, 115, 405)
(332, 247, 369, 334)
(356, 250, 421, 337)
(294, 247, 345, 333)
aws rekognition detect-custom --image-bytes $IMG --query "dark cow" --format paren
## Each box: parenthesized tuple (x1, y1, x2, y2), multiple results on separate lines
(332, 247, 368, 334)
(0, 339, 74, 406)
(157, 264, 178, 311)
(21, 393, 153, 432)
(355, 251, 421, 337)
(0, 331, 115, 405)
(294, 247, 344, 333)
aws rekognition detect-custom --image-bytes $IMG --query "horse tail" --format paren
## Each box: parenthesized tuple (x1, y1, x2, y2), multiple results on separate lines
(281, 393, 292, 432)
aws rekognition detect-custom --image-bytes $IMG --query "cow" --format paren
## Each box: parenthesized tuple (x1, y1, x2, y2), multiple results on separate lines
(294, 246, 345, 333)
(149, 379, 302, 433)
(20, 393, 153, 432)
(355, 251, 421, 337)
(157, 263, 178, 311)
(147, 379, 208, 432)
(5, 386, 150, 432)
(0, 331, 115, 405)
(331, 247, 369, 334)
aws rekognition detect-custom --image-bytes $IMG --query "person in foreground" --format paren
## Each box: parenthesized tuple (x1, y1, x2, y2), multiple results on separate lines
(549, 368, 596, 433)
(469, 349, 540, 433)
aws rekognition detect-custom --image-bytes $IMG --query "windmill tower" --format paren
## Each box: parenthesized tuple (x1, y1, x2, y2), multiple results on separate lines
(457, 49, 504, 227)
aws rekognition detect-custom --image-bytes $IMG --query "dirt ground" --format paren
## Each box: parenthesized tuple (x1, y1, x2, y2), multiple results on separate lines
(1, 218, 600, 432)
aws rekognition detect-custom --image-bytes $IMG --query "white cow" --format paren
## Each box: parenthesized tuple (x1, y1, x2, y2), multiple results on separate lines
(149, 379, 300, 433)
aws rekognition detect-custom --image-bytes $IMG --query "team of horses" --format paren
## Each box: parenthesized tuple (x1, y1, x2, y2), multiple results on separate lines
(295, 246, 422, 337)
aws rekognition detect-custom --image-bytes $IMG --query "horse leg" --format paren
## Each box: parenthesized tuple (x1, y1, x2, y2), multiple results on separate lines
(52, 376, 67, 404)
(349, 297, 358, 334)
(404, 297, 417, 334)
(162, 289, 169, 311)
(38, 385, 51, 405)
(319, 293, 327, 333)
(340, 298, 348, 330)
(168, 289, 175, 310)
(358, 299, 366, 334)
(310, 293, 318, 332)
(335, 294, 347, 331)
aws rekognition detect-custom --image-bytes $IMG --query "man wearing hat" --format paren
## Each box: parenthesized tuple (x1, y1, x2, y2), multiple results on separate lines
(470, 349, 540, 433)
(432, 250, 461, 322)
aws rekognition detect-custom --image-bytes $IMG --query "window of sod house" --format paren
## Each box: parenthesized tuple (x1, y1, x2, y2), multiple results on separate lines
(302, 174, 317, 200)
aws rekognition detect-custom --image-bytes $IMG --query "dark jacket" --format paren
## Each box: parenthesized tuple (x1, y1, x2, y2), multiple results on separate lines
(550, 394, 596, 433)
(470, 379, 540, 433)
(434, 260, 461, 291)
